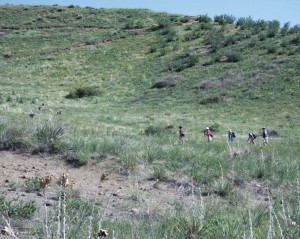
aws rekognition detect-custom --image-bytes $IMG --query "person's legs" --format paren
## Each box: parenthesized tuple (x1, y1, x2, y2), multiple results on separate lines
(180, 136, 184, 144)
(264, 137, 269, 145)
(208, 135, 212, 142)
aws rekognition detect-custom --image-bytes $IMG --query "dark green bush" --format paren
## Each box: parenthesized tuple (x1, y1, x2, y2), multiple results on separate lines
(0, 196, 37, 218)
(248, 38, 258, 48)
(224, 35, 238, 46)
(281, 22, 290, 35)
(258, 33, 267, 41)
(236, 17, 256, 30)
(197, 14, 211, 23)
(32, 121, 66, 154)
(183, 30, 202, 41)
(0, 121, 29, 151)
(289, 24, 300, 33)
(64, 151, 88, 167)
(198, 22, 213, 30)
(200, 96, 220, 105)
(214, 14, 236, 25)
(267, 20, 280, 37)
(151, 75, 183, 89)
(148, 44, 158, 53)
(156, 17, 171, 29)
(144, 125, 162, 135)
(205, 29, 224, 52)
(209, 123, 220, 132)
(266, 44, 278, 54)
(66, 86, 102, 98)
(165, 52, 199, 72)
(290, 34, 300, 44)
(225, 51, 243, 62)
(23, 177, 41, 193)
(256, 19, 268, 30)
(179, 16, 191, 23)
(161, 28, 177, 42)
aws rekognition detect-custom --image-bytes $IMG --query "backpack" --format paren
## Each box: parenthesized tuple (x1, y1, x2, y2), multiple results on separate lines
(252, 133, 256, 139)
(232, 132, 236, 138)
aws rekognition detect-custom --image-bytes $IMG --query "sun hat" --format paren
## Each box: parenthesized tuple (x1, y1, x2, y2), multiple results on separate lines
(206, 127, 209, 129)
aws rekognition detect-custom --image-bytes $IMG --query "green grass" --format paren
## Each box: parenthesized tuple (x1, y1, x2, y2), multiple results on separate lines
(0, 4, 299, 238)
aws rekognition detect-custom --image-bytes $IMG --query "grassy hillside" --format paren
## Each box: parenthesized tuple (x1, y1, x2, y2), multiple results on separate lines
(0, 4, 299, 238)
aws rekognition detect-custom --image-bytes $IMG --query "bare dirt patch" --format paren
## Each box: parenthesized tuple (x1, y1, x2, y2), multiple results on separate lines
(0, 151, 201, 220)
(0, 151, 277, 237)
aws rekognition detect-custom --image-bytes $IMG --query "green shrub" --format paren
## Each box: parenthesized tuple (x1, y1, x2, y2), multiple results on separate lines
(32, 120, 66, 154)
(197, 14, 211, 23)
(148, 44, 158, 53)
(209, 123, 220, 132)
(152, 161, 167, 180)
(267, 20, 280, 37)
(183, 29, 202, 41)
(205, 29, 224, 52)
(179, 16, 191, 23)
(224, 35, 238, 46)
(236, 17, 256, 30)
(258, 33, 267, 41)
(198, 22, 212, 30)
(200, 96, 221, 105)
(165, 52, 199, 72)
(214, 14, 236, 25)
(281, 22, 290, 35)
(248, 38, 258, 47)
(0, 121, 29, 151)
(156, 17, 171, 29)
(213, 178, 232, 197)
(144, 125, 162, 135)
(0, 196, 37, 218)
(64, 150, 88, 167)
(23, 176, 41, 193)
(266, 44, 278, 54)
(66, 86, 102, 98)
(143, 144, 164, 163)
(161, 28, 177, 42)
(225, 51, 243, 62)
(290, 34, 300, 44)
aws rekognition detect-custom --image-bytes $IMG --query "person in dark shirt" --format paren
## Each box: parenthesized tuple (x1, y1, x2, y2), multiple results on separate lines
(247, 132, 256, 144)
(179, 126, 185, 144)
(262, 127, 269, 145)
(228, 129, 236, 144)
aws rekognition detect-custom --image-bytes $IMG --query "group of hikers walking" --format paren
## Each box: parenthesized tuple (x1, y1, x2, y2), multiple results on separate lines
(179, 126, 269, 145)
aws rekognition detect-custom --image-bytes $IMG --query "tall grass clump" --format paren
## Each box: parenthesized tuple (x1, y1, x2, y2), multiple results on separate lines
(32, 120, 66, 154)
(40, 189, 102, 239)
(0, 119, 29, 151)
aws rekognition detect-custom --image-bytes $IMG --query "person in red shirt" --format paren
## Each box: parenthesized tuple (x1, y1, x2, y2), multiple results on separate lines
(204, 127, 213, 143)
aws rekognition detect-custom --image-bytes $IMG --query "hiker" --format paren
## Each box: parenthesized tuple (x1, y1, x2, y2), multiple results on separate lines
(204, 127, 213, 143)
(228, 129, 236, 144)
(262, 127, 269, 145)
(247, 132, 256, 144)
(179, 126, 185, 144)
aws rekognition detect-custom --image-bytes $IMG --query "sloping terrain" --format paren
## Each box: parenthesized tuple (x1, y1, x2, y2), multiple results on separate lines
(0, 4, 299, 238)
